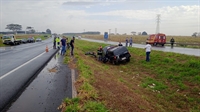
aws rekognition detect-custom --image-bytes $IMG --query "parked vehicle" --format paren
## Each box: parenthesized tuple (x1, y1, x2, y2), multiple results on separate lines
(21, 38, 28, 43)
(27, 37, 35, 43)
(102, 45, 131, 65)
(36, 38, 42, 42)
(146, 33, 166, 46)
(1, 34, 21, 45)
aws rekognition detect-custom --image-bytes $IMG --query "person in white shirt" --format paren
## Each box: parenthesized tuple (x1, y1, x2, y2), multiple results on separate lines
(144, 43, 152, 62)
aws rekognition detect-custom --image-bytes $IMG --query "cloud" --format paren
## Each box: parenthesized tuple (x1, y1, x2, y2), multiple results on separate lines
(0, 0, 199, 35)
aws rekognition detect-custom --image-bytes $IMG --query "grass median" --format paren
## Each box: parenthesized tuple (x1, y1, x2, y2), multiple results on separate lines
(60, 39, 200, 112)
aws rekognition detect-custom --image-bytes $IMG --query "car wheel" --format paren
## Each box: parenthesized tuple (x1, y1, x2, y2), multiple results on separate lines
(126, 57, 130, 62)
(113, 60, 119, 65)
(103, 58, 108, 63)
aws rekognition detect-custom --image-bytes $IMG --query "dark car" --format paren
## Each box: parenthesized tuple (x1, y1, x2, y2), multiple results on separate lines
(21, 38, 28, 43)
(102, 45, 131, 65)
(27, 37, 35, 43)
(36, 38, 42, 42)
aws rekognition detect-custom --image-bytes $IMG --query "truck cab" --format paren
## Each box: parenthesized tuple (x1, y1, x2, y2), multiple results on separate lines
(146, 33, 166, 46)
(1, 34, 21, 45)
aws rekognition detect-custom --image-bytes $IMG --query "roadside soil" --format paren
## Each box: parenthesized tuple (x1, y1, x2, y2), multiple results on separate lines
(71, 53, 161, 112)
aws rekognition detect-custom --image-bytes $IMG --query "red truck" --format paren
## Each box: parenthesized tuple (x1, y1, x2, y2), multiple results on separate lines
(146, 33, 166, 46)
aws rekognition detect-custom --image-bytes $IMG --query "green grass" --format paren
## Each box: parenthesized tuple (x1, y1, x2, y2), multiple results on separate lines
(62, 42, 109, 112)
(65, 98, 80, 112)
(62, 39, 200, 111)
(142, 77, 168, 91)
(82, 101, 108, 112)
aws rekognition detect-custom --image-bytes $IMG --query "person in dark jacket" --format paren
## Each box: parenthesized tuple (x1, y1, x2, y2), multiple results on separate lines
(70, 37, 75, 56)
(170, 37, 175, 48)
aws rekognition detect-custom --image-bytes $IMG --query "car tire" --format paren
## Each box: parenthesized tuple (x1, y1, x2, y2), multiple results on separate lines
(113, 60, 119, 65)
(126, 57, 130, 62)
(103, 58, 108, 63)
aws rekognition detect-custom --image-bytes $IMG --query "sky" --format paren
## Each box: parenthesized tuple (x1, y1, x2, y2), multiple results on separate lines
(0, 0, 200, 36)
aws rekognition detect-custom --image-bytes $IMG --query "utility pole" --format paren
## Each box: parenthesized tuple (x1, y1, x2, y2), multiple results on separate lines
(109, 29, 111, 38)
(156, 14, 161, 34)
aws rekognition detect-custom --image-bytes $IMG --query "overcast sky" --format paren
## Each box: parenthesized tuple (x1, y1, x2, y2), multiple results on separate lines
(0, 0, 199, 36)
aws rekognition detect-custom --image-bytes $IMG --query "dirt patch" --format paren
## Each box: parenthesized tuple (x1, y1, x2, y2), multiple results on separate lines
(48, 66, 57, 72)
(68, 57, 77, 69)
(78, 53, 159, 112)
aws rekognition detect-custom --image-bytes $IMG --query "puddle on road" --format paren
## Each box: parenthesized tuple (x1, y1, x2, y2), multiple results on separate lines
(7, 53, 72, 112)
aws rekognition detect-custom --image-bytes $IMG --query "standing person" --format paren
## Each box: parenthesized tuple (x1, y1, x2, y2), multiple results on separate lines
(129, 37, 133, 47)
(144, 42, 152, 62)
(53, 37, 56, 49)
(56, 37, 60, 49)
(125, 37, 128, 47)
(97, 46, 103, 61)
(170, 37, 175, 48)
(60, 36, 67, 55)
(70, 37, 75, 56)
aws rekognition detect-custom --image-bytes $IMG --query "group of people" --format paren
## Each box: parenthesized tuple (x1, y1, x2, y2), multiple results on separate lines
(117, 37, 133, 47)
(125, 37, 133, 47)
(53, 36, 75, 56)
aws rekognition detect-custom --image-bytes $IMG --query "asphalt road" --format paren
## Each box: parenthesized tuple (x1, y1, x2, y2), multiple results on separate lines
(0, 38, 58, 111)
(81, 38, 200, 57)
(7, 53, 72, 112)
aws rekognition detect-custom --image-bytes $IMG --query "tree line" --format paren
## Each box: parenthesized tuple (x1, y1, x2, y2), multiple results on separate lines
(5, 24, 51, 34)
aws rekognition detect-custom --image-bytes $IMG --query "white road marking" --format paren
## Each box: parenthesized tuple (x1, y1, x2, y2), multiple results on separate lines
(71, 69, 77, 98)
(0, 48, 53, 80)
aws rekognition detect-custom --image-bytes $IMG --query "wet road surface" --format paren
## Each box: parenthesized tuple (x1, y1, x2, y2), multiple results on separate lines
(0, 38, 58, 110)
(7, 53, 72, 112)
(81, 38, 200, 56)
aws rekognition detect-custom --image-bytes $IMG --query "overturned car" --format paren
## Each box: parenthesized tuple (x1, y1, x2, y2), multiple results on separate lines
(102, 45, 131, 65)
(85, 45, 131, 65)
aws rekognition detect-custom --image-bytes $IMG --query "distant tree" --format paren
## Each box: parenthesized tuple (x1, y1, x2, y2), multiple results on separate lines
(192, 32, 197, 37)
(26, 26, 32, 30)
(26, 26, 35, 34)
(6, 24, 22, 34)
(46, 29, 51, 34)
(30, 29, 36, 33)
(142, 31, 148, 35)
(131, 31, 136, 35)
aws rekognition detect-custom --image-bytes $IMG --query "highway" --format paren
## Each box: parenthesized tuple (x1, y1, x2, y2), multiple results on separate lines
(0, 38, 57, 110)
(81, 38, 200, 57)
